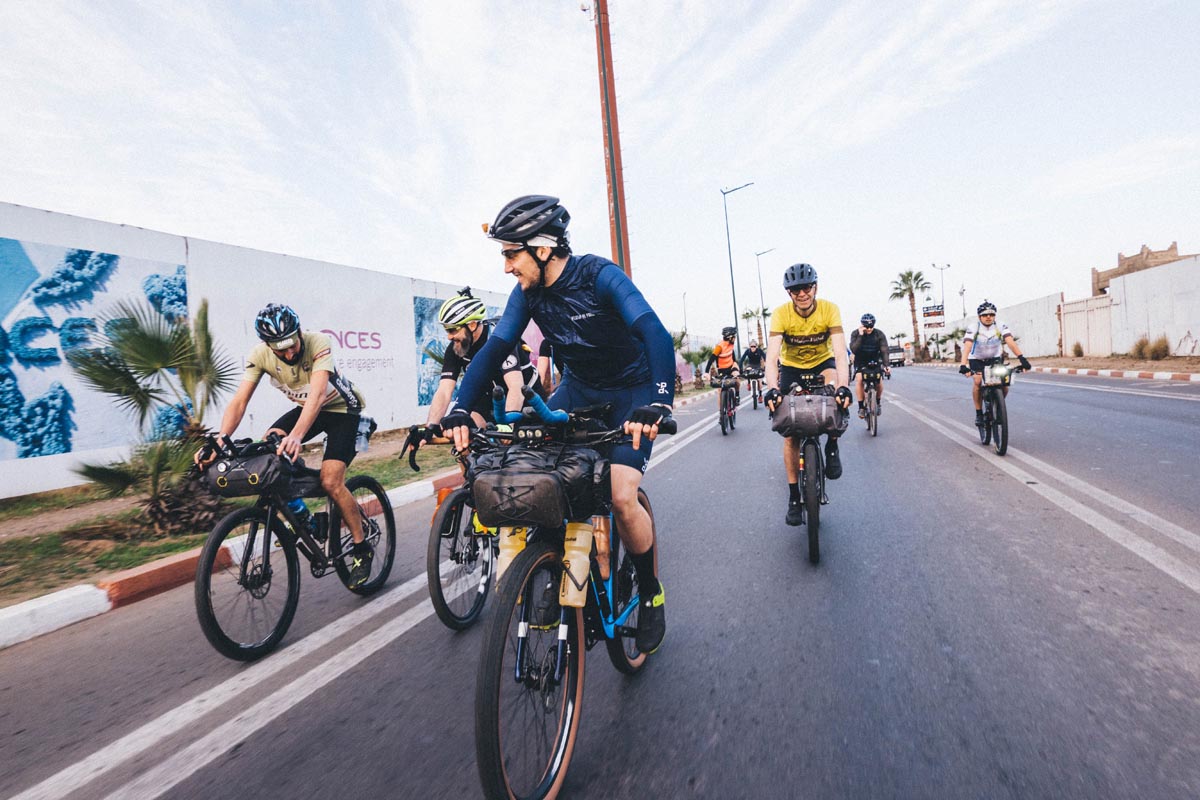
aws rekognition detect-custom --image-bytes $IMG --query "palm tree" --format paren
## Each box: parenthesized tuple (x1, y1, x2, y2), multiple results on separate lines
(67, 299, 239, 536)
(741, 307, 759, 344)
(890, 270, 932, 360)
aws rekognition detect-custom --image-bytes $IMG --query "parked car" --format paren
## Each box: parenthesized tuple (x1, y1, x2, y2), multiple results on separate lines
(888, 345, 906, 367)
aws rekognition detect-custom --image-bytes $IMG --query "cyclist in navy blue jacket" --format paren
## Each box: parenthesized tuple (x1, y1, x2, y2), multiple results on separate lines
(441, 195, 674, 654)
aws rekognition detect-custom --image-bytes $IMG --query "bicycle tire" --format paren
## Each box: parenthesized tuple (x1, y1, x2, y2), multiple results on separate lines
(728, 388, 737, 430)
(802, 440, 821, 564)
(427, 486, 493, 630)
(992, 390, 1009, 456)
(476, 540, 585, 800)
(752, 383, 758, 410)
(329, 475, 396, 595)
(194, 507, 300, 661)
(719, 389, 728, 435)
(605, 489, 654, 675)
(868, 385, 879, 437)
(978, 395, 992, 445)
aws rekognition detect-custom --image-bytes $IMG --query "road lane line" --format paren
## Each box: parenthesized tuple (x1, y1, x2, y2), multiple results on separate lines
(9, 572, 429, 800)
(15, 412, 720, 800)
(1017, 377, 1200, 403)
(890, 398, 1200, 596)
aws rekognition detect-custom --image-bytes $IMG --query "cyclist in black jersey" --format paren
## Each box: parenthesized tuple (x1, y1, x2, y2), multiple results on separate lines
(849, 314, 890, 418)
(739, 340, 766, 372)
(413, 288, 544, 450)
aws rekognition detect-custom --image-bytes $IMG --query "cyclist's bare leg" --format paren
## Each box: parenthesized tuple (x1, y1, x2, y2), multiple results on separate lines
(783, 436, 801, 483)
(854, 373, 865, 403)
(971, 374, 983, 409)
(321, 459, 364, 543)
(611, 464, 653, 554)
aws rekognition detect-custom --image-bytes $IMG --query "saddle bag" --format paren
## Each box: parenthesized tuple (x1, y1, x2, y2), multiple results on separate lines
(470, 443, 609, 529)
(771, 393, 848, 438)
(207, 452, 292, 497)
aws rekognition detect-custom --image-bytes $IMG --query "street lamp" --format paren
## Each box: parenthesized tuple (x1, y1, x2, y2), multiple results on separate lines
(958, 283, 966, 318)
(931, 263, 950, 358)
(754, 247, 774, 343)
(682, 291, 688, 352)
(721, 181, 753, 355)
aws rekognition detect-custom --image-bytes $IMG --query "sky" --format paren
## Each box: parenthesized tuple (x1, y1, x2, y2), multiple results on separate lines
(2, 0, 1198, 347)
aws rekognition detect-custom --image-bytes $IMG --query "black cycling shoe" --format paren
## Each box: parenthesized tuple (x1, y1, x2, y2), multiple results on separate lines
(346, 541, 374, 588)
(786, 499, 803, 526)
(635, 583, 666, 654)
(825, 443, 843, 480)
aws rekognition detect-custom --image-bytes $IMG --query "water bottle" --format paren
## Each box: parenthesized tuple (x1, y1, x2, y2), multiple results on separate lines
(286, 498, 316, 536)
(354, 415, 374, 453)
(559, 521, 593, 608)
(496, 526, 527, 586)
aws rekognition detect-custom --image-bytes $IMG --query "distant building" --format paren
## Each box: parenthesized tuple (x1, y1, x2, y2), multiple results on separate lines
(1092, 241, 1197, 296)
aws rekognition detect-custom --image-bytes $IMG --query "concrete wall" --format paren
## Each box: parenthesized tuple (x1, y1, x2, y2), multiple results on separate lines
(0, 202, 512, 497)
(1109, 255, 1200, 355)
(940, 293, 1062, 359)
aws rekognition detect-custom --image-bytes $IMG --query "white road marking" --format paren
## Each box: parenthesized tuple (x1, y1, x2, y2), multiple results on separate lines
(890, 397, 1200, 596)
(1018, 377, 1200, 403)
(16, 410, 721, 800)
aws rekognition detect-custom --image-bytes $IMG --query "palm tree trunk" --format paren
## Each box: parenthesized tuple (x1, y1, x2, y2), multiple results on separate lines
(908, 291, 921, 358)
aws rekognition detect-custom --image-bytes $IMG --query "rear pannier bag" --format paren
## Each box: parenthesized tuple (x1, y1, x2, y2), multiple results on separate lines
(470, 444, 608, 529)
(771, 393, 849, 438)
(207, 453, 292, 498)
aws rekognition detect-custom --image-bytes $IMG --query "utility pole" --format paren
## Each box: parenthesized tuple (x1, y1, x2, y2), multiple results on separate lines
(590, 0, 632, 276)
(721, 182, 753, 356)
(755, 247, 774, 343)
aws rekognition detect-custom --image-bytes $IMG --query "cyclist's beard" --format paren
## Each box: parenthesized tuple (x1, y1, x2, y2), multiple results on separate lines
(279, 338, 305, 365)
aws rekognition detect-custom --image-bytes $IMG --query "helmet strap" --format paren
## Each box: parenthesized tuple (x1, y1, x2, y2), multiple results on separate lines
(529, 245, 553, 289)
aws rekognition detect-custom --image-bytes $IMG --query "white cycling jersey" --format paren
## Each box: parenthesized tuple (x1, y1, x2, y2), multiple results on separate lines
(964, 320, 1013, 360)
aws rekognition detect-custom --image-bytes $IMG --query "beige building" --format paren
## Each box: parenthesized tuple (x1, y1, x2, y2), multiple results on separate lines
(1092, 241, 1197, 296)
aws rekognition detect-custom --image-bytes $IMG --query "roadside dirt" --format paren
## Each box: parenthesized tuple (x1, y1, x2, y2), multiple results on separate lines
(1027, 355, 1200, 372)
(0, 428, 417, 543)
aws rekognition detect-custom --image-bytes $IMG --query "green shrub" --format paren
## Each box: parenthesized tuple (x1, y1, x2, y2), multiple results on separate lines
(1131, 335, 1150, 359)
(1071, 341, 1084, 357)
(1149, 335, 1170, 360)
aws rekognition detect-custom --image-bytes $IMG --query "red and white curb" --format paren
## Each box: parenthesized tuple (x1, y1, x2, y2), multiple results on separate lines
(0, 468, 465, 651)
(914, 363, 1200, 383)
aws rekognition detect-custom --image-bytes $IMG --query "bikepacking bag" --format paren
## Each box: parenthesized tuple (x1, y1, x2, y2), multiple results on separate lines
(469, 443, 609, 529)
(771, 393, 849, 438)
(207, 452, 292, 498)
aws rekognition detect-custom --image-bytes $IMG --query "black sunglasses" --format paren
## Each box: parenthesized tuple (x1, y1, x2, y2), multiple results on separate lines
(788, 283, 816, 294)
(501, 247, 525, 261)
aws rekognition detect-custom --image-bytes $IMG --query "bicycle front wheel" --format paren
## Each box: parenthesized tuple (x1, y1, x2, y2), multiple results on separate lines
(802, 440, 821, 564)
(992, 391, 1009, 456)
(427, 486, 493, 630)
(194, 507, 300, 661)
(728, 389, 737, 430)
(978, 396, 992, 445)
(719, 390, 729, 435)
(330, 475, 397, 595)
(752, 383, 758, 410)
(867, 386, 878, 437)
(476, 541, 585, 800)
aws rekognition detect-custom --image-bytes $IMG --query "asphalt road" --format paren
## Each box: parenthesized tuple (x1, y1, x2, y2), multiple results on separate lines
(2, 367, 1199, 799)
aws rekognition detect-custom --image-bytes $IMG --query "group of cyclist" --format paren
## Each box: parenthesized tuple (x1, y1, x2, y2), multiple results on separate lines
(193, 190, 1033, 655)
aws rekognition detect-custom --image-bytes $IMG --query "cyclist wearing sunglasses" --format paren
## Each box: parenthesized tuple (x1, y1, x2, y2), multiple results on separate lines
(440, 194, 675, 654)
(411, 287, 545, 451)
(762, 263, 853, 526)
(704, 326, 742, 403)
(960, 300, 1032, 426)
(850, 313, 890, 418)
(193, 303, 375, 587)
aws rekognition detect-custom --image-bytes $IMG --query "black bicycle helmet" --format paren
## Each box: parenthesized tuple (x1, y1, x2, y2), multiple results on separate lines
(721, 326, 736, 339)
(254, 303, 300, 344)
(783, 263, 818, 289)
(861, 313, 876, 326)
(486, 195, 571, 246)
(977, 300, 997, 315)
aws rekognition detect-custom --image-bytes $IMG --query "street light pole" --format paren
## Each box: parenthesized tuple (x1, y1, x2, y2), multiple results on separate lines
(754, 247, 774, 343)
(682, 291, 688, 351)
(721, 182, 753, 355)
(931, 263, 950, 358)
(958, 283, 966, 318)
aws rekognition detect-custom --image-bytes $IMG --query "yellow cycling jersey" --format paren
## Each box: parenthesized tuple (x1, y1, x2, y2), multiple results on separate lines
(769, 298, 843, 369)
(242, 331, 365, 413)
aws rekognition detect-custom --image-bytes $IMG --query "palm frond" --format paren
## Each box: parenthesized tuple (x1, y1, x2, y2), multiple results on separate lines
(67, 347, 165, 426)
(74, 460, 146, 497)
(100, 299, 180, 378)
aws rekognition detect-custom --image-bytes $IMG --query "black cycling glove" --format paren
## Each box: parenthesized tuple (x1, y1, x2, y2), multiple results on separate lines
(440, 409, 475, 434)
(763, 387, 782, 408)
(959, 364, 971, 375)
(834, 386, 853, 406)
(1018, 355, 1032, 371)
(627, 404, 670, 428)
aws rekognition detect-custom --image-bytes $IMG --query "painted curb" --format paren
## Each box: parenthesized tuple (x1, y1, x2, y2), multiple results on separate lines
(914, 363, 1200, 382)
(0, 466, 464, 651)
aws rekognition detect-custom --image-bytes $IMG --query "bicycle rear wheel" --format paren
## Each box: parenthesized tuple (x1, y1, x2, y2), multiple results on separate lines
(606, 489, 654, 675)
(330, 475, 397, 595)
(476, 541, 585, 800)
(194, 507, 300, 661)
(992, 391, 1009, 456)
(802, 440, 821, 564)
(427, 486, 493, 629)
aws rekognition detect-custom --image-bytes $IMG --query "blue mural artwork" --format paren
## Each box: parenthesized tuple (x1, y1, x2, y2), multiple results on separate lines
(0, 237, 188, 460)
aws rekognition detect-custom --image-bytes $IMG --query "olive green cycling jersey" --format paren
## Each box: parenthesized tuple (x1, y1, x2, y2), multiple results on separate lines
(242, 331, 365, 413)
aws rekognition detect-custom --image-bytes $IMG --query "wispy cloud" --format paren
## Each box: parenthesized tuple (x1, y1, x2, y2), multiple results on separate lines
(1038, 135, 1200, 198)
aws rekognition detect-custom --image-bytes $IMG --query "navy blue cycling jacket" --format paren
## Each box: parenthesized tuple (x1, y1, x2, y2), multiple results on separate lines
(452, 253, 676, 413)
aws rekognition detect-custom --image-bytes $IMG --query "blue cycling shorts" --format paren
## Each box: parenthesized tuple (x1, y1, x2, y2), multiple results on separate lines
(548, 377, 656, 473)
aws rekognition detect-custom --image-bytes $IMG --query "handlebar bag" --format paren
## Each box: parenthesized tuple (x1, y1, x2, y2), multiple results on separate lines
(470, 443, 608, 528)
(771, 393, 849, 438)
(207, 452, 292, 498)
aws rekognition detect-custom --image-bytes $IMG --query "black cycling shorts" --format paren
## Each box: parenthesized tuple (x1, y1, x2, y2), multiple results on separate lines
(269, 407, 359, 465)
(779, 359, 836, 393)
(968, 357, 1002, 374)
